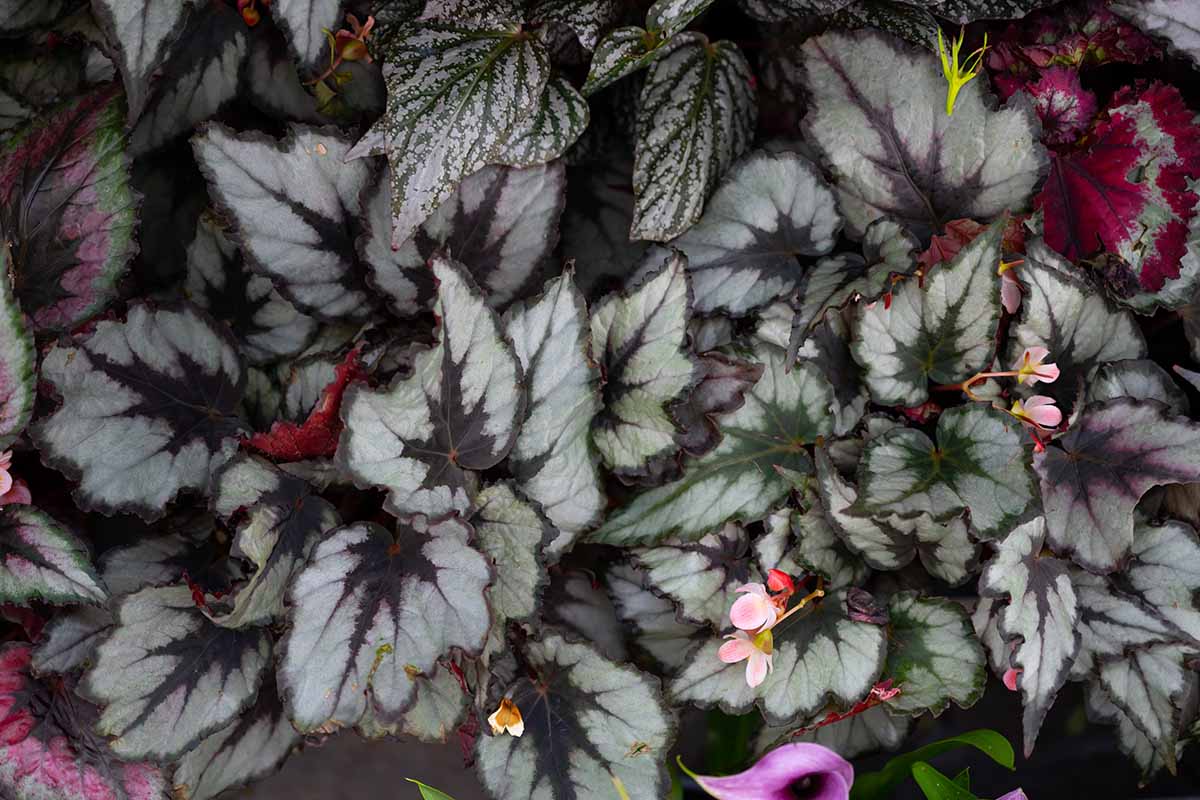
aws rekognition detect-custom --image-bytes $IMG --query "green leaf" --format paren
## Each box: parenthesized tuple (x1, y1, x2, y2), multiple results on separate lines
(911, 762, 980, 800)
(632, 33, 756, 241)
(855, 404, 1034, 540)
(884, 592, 986, 717)
(851, 219, 1003, 407)
(407, 778, 457, 800)
(590, 346, 834, 546)
(850, 729, 1015, 800)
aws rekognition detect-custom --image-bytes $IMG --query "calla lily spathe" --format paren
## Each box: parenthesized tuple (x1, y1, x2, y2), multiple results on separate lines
(685, 743, 853, 800)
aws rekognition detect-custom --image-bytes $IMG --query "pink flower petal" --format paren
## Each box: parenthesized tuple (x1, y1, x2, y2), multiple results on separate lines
(730, 591, 776, 631)
(719, 636, 753, 664)
(0, 469, 11, 497)
(746, 652, 770, 688)
(1024, 395, 1063, 428)
(1003, 667, 1022, 691)
(1001, 274, 1022, 314)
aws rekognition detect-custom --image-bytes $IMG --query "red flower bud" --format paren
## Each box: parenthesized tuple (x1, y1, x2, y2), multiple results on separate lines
(766, 569, 794, 595)
(241, 6, 261, 26)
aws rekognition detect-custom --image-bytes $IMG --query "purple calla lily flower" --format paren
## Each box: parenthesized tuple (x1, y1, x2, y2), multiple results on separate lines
(682, 743, 853, 800)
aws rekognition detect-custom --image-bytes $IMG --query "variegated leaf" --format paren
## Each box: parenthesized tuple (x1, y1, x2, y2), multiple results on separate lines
(767, 504, 870, 591)
(979, 517, 1080, 757)
(91, 0, 193, 122)
(648, 0, 717, 35)
(1005, 239, 1146, 408)
(339, 257, 524, 518)
(590, 252, 696, 477)
(591, 348, 834, 546)
(669, 351, 766, 458)
(272, 0, 343, 68)
(209, 454, 340, 628)
(0, 87, 137, 331)
(504, 272, 604, 551)
(1034, 399, 1200, 573)
(912, 514, 979, 587)
(542, 571, 629, 662)
(171, 678, 300, 800)
(582, 26, 665, 96)
(653, 149, 841, 316)
(1099, 643, 1199, 773)
(755, 705, 911, 760)
(32, 606, 114, 676)
(632, 33, 756, 241)
(528, 0, 622, 50)
(473, 483, 553, 627)
(398, 665, 469, 742)
(185, 214, 317, 365)
(1128, 518, 1200, 642)
(606, 562, 706, 670)
(1086, 681, 1184, 781)
(1112, 0, 1200, 67)
(936, 0, 1059, 21)
(884, 592, 986, 716)
(633, 523, 758, 627)
(365, 21, 551, 246)
(799, 30, 1047, 239)
(1, 643, 169, 800)
(670, 589, 887, 725)
(0, 243, 34, 450)
(371, 160, 565, 315)
(476, 631, 675, 800)
(498, 77, 590, 168)
(32, 304, 245, 521)
(794, 312, 869, 437)
(279, 517, 490, 731)
(1069, 569, 1189, 678)
(1088, 360, 1187, 415)
(851, 220, 1003, 407)
(816, 446, 913, 572)
(790, 217, 920, 347)
(193, 124, 375, 321)
(128, 2, 247, 156)
(856, 404, 1033, 540)
(832, 0, 940, 49)
(79, 585, 271, 761)
(0, 0, 77, 35)
(0, 506, 106, 607)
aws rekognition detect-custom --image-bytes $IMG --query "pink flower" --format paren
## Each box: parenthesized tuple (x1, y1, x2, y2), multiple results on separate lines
(729, 583, 778, 632)
(0, 451, 29, 506)
(1001, 268, 1022, 314)
(1003, 667, 1022, 691)
(0, 451, 11, 497)
(1010, 395, 1062, 430)
(680, 743, 853, 800)
(1014, 346, 1060, 386)
(719, 629, 774, 688)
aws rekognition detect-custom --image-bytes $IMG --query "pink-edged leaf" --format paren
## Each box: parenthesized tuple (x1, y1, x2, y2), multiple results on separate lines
(1025, 67, 1098, 147)
(1033, 399, 1200, 573)
(1035, 82, 1200, 308)
(245, 345, 365, 462)
(0, 642, 169, 800)
(0, 86, 138, 332)
(980, 517, 1080, 757)
(0, 245, 34, 450)
(1112, 1, 1200, 68)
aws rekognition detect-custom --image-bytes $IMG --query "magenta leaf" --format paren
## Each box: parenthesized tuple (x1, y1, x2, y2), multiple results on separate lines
(1025, 66, 1097, 146)
(1035, 82, 1200, 309)
(0, 86, 138, 332)
(0, 642, 169, 800)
